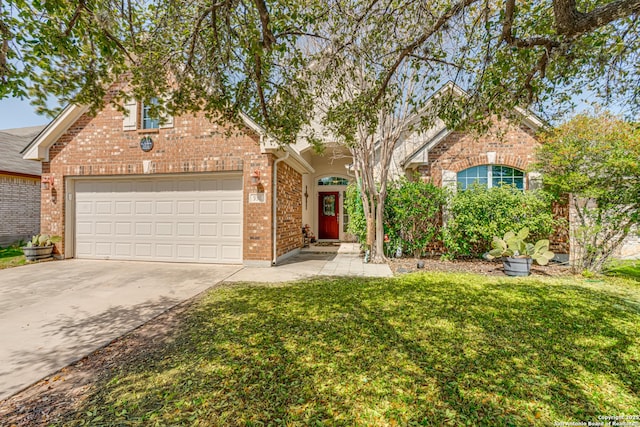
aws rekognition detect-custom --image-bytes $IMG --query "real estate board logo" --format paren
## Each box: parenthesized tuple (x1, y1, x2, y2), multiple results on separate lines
(140, 136, 154, 152)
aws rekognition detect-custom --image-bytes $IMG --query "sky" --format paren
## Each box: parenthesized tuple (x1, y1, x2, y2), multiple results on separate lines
(0, 97, 53, 130)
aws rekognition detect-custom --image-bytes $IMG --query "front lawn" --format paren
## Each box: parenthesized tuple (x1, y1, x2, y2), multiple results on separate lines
(605, 259, 640, 282)
(43, 273, 640, 425)
(0, 245, 25, 269)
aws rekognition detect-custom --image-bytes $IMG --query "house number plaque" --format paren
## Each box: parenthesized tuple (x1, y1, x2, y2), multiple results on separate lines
(140, 136, 154, 152)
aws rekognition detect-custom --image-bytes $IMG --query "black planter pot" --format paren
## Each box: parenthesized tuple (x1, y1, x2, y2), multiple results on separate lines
(503, 257, 532, 277)
(22, 245, 54, 261)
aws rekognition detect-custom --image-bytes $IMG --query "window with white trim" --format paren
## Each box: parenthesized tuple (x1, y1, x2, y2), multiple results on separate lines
(457, 165, 525, 190)
(141, 98, 160, 129)
(122, 97, 173, 131)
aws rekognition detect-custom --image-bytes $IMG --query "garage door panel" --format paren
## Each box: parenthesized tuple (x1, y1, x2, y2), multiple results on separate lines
(177, 223, 195, 237)
(115, 201, 132, 215)
(156, 244, 174, 258)
(156, 201, 173, 214)
(199, 200, 218, 214)
(199, 223, 218, 237)
(135, 201, 153, 214)
(75, 175, 242, 263)
(221, 245, 242, 261)
(76, 221, 93, 235)
(221, 223, 241, 237)
(115, 222, 132, 235)
(115, 243, 132, 256)
(222, 200, 242, 215)
(77, 201, 93, 215)
(155, 222, 173, 236)
(95, 222, 112, 235)
(95, 242, 112, 256)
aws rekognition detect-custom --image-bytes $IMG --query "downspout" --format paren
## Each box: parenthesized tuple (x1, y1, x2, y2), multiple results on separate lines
(272, 152, 290, 265)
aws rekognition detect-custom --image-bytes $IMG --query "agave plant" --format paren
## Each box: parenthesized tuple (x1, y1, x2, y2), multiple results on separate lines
(487, 228, 555, 265)
(26, 234, 61, 248)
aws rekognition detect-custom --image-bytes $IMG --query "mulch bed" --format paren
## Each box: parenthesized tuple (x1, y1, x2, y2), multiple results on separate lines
(387, 256, 573, 277)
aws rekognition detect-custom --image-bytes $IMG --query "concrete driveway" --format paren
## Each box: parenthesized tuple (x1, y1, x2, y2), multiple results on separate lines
(0, 260, 241, 400)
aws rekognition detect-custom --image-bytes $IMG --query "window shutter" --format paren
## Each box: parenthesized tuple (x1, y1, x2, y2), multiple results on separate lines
(159, 113, 174, 128)
(123, 99, 137, 131)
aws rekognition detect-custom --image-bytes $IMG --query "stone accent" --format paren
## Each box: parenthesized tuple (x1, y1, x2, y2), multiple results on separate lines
(41, 83, 277, 262)
(0, 174, 40, 246)
(276, 162, 303, 257)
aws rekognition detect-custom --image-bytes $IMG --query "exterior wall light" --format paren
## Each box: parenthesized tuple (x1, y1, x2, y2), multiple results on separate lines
(250, 170, 261, 186)
(41, 176, 53, 190)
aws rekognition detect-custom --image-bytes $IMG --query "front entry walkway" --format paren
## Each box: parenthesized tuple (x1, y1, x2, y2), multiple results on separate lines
(225, 243, 393, 283)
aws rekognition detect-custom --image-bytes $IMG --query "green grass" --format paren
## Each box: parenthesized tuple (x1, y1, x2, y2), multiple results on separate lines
(605, 259, 640, 281)
(0, 245, 25, 269)
(54, 273, 640, 426)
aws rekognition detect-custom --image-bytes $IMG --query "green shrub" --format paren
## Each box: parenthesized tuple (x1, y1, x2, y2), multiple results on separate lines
(385, 178, 446, 257)
(344, 183, 367, 245)
(443, 184, 556, 258)
(344, 179, 446, 256)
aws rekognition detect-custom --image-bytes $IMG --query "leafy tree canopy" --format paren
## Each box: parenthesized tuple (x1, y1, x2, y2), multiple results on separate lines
(535, 112, 640, 271)
(0, 0, 638, 141)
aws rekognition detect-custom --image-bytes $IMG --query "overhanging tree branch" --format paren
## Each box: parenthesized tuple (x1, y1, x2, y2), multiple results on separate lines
(554, 0, 640, 37)
(372, 0, 479, 105)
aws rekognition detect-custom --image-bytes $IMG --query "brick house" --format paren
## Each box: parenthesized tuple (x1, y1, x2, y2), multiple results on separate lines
(24, 82, 595, 265)
(22, 83, 312, 266)
(0, 125, 44, 247)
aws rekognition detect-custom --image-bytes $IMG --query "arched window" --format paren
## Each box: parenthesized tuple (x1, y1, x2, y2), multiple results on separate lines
(317, 176, 350, 186)
(457, 165, 525, 190)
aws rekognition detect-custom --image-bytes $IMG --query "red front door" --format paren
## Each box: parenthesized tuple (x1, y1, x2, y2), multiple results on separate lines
(318, 192, 340, 240)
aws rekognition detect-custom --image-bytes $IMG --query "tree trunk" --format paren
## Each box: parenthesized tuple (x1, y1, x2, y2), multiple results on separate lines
(371, 193, 387, 263)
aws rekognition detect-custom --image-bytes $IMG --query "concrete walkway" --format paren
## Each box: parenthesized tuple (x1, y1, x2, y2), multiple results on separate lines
(225, 243, 393, 282)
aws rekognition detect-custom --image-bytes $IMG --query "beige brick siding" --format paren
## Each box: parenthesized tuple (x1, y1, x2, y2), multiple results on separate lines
(276, 163, 302, 257)
(0, 174, 41, 246)
(41, 83, 278, 262)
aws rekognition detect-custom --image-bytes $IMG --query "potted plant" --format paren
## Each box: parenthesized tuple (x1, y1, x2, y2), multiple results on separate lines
(22, 234, 61, 261)
(487, 228, 554, 276)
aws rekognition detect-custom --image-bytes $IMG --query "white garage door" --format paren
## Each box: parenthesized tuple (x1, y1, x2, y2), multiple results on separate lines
(75, 175, 243, 263)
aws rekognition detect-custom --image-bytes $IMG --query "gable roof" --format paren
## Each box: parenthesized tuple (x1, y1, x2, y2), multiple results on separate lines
(401, 81, 545, 169)
(0, 125, 46, 176)
(22, 105, 313, 174)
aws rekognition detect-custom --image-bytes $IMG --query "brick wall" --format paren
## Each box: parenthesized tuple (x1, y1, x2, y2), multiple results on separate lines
(414, 119, 569, 254)
(42, 83, 276, 262)
(417, 120, 539, 185)
(0, 174, 40, 246)
(276, 162, 302, 258)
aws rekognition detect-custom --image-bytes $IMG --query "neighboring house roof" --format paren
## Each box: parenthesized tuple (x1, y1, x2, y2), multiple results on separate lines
(401, 81, 545, 170)
(22, 105, 313, 174)
(0, 125, 46, 177)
